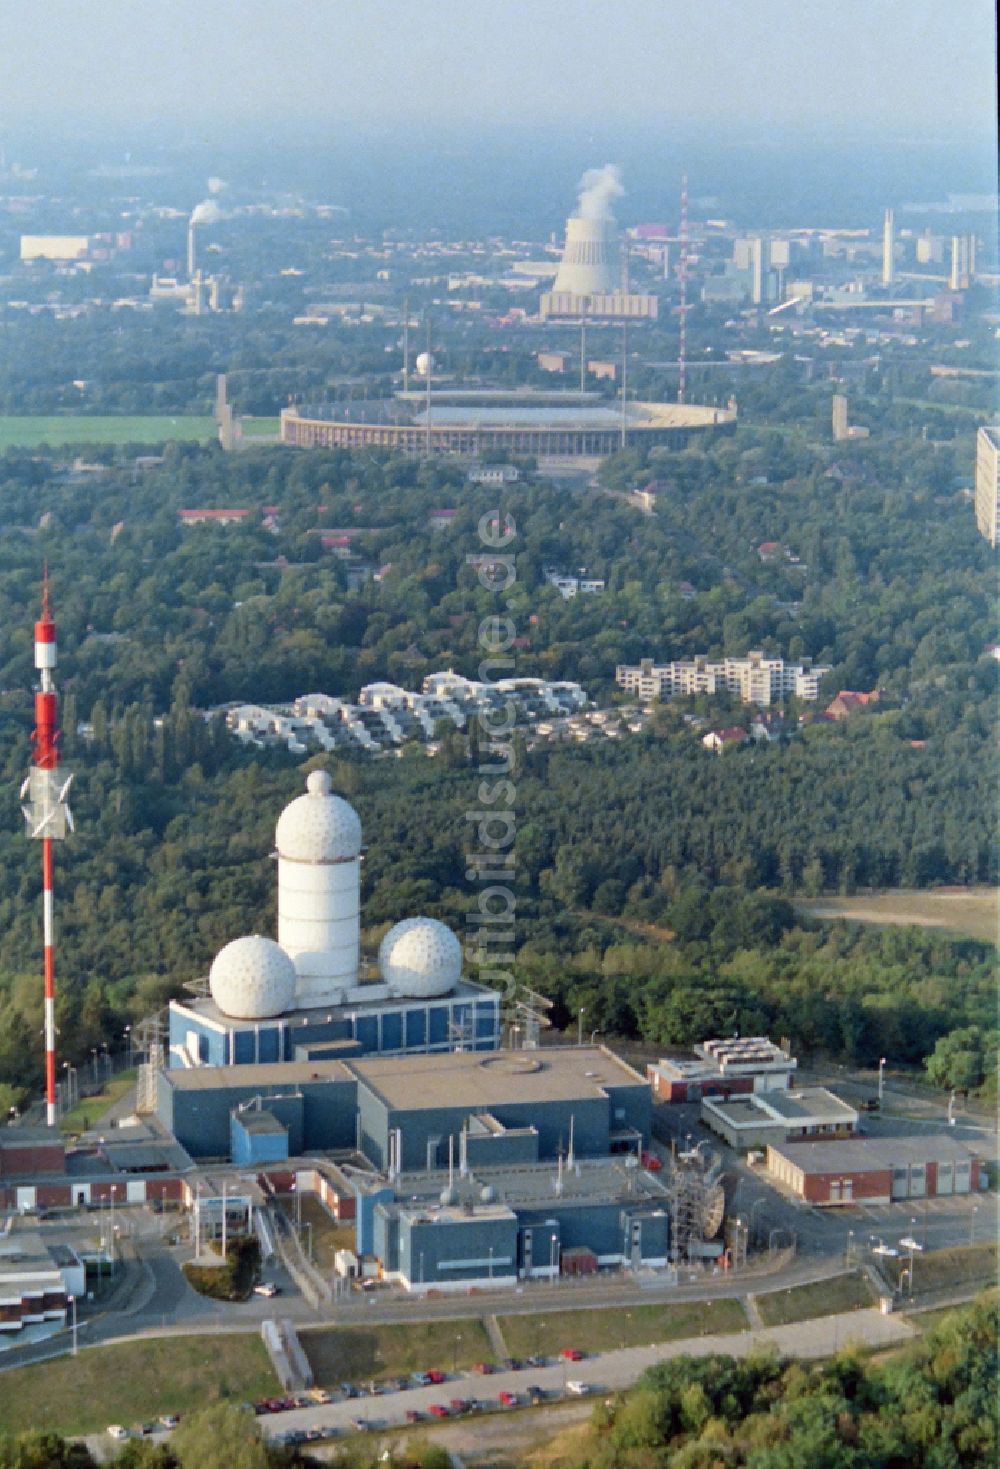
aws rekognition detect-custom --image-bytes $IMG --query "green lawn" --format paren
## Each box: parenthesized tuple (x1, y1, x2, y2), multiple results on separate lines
(499, 1298, 748, 1359)
(755, 1271, 875, 1328)
(301, 1317, 496, 1388)
(0, 415, 280, 451)
(0, 1333, 277, 1435)
(906, 1243, 997, 1295)
(58, 1070, 137, 1135)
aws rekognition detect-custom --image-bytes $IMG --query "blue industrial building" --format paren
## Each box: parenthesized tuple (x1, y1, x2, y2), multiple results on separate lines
(156, 1046, 650, 1167)
(168, 978, 501, 1070)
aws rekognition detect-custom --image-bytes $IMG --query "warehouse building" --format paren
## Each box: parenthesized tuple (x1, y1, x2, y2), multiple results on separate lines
(765, 1135, 985, 1205)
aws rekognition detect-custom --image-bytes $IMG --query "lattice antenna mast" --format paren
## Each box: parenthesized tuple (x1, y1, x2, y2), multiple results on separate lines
(20, 571, 74, 1126)
(677, 173, 689, 405)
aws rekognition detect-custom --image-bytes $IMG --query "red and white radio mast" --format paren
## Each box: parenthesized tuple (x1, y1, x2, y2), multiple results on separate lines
(20, 575, 73, 1127)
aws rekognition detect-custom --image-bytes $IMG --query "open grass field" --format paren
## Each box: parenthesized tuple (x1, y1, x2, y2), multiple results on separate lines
(0, 1333, 277, 1435)
(499, 1298, 748, 1360)
(58, 1070, 137, 1135)
(0, 415, 280, 451)
(799, 887, 999, 944)
(907, 1242, 997, 1296)
(755, 1271, 875, 1328)
(301, 1316, 496, 1388)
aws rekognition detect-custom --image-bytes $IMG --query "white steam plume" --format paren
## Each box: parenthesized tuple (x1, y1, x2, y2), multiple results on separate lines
(575, 164, 624, 221)
(190, 199, 223, 226)
(207, 176, 226, 195)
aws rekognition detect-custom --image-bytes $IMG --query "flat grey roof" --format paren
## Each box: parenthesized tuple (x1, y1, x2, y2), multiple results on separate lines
(761, 1088, 857, 1123)
(164, 1058, 356, 1091)
(768, 1135, 980, 1173)
(395, 1157, 669, 1209)
(351, 1047, 647, 1113)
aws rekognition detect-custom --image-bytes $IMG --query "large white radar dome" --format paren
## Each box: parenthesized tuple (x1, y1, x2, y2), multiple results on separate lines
(275, 769, 362, 863)
(379, 916, 462, 998)
(209, 935, 297, 1019)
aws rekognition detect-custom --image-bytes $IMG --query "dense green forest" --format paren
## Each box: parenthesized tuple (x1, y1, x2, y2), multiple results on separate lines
(0, 425, 995, 1104)
(542, 1295, 998, 1469)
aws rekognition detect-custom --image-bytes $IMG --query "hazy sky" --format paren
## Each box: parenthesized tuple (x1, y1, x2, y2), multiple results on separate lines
(1, 0, 996, 139)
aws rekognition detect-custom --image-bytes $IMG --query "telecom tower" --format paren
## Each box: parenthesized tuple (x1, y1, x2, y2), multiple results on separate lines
(677, 174, 689, 405)
(20, 579, 73, 1126)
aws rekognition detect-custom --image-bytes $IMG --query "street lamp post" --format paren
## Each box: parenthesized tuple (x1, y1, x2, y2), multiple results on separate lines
(68, 1294, 77, 1356)
(91, 1048, 99, 1085)
(577, 1008, 585, 1047)
(124, 1026, 133, 1069)
(488, 1244, 493, 1282)
(550, 1232, 558, 1284)
(878, 1057, 887, 1104)
(749, 1198, 765, 1246)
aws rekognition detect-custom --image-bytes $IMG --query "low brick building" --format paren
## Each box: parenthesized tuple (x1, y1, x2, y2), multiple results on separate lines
(765, 1135, 984, 1206)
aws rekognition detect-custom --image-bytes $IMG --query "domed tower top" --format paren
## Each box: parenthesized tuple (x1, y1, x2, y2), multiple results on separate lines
(275, 770, 362, 863)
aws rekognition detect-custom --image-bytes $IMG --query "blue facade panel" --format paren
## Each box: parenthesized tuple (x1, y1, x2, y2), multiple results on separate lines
(231, 1115, 290, 1168)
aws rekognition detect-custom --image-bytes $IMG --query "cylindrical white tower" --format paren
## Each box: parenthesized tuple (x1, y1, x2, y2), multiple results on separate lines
(553, 216, 620, 296)
(276, 770, 362, 1008)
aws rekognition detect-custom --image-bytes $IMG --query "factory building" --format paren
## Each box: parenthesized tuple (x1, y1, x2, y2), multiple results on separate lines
(155, 1045, 652, 1167)
(366, 1155, 670, 1292)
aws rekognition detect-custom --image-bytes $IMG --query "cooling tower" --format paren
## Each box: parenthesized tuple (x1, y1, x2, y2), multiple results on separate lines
(553, 215, 620, 296)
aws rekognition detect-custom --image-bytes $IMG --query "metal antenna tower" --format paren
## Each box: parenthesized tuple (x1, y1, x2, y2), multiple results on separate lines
(677, 173, 689, 405)
(20, 573, 74, 1126)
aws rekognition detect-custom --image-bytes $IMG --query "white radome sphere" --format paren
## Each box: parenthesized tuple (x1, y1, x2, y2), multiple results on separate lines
(415, 351, 434, 377)
(275, 769, 362, 862)
(379, 916, 462, 998)
(209, 935, 297, 1019)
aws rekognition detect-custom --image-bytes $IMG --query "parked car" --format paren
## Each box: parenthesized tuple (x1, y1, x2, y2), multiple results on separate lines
(472, 1361, 494, 1375)
(158, 1414, 180, 1429)
(405, 1409, 423, 1424)
(309, 1389, 332, 1405)
(411, 1371, 432, 1386)
(527, 1385, 546, 1403)
(253, 1281, 279, 1297)
(449, 1398, 470, 1413)
(350, 1417, 367, 1432)
(560, 1348, 584, 1362)
(425, 1369, 446, 1385)
(107, 1427, 128, 1441)
(566, 1380, 589, 1396)
(498, 1391, 518, 1407)
(428, 1403, 449, 1419)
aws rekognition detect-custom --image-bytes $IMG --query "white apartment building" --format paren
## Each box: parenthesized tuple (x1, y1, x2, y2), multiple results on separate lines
(974, 426, 1000, 548)
(616, 652, 831, 706)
